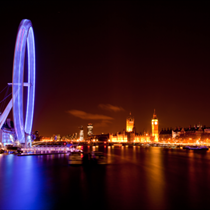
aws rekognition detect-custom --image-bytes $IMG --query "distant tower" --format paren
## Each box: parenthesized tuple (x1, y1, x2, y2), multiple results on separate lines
(79, 126, 84, 141)
(126, 112, 134, 132)
(87, 123, 93, 137)
(151, 109, 159, 142)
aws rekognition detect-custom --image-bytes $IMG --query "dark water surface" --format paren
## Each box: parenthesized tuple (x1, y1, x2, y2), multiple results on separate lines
(1, 146, 210, 210)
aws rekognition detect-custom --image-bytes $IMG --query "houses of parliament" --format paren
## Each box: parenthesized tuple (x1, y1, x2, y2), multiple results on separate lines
(108, 110, 158, 143)
(87, 109, 210, 144)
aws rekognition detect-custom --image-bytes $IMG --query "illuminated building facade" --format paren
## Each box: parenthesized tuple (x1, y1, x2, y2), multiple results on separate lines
(157, 123, 210, 143)
(109, 132, 150, 143)
(159, 128, 172, 142)
(0, 119, 16, 146)
(108, 113, 151, 143)
(89, 109, 210, 144)
(79, 126, 84, 141)
(171, 124, 210, 143)
(90, 133, 109, 142)
(87, 123, 93, 137)
(63, 133, 78, 140)
(151, 109, 159, 142)
(126, 113, 134, 132)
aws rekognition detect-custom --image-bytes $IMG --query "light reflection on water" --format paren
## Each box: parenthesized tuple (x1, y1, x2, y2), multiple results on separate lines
(0, 154, 52, 209)
(1, 147, 210, 210)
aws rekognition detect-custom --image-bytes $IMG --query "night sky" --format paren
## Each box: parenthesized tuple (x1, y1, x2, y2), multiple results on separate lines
(0, 2, 210, 137)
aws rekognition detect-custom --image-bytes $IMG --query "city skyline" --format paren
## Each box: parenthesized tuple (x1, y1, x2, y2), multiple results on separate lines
(0, 2, 210, 136)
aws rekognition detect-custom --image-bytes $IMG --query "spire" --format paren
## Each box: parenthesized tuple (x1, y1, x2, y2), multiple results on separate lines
(153, 109, 157, 119)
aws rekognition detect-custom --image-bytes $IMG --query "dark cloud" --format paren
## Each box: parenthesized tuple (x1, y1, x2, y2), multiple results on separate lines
(68, 110, 113, 120)
(98, 104, 125, 112)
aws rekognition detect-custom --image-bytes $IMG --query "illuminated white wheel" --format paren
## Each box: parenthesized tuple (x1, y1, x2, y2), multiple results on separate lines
(12, 19, 35, 143)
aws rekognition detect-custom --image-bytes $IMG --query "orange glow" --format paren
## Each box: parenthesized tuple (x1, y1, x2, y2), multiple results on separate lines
(113, 144, 122, 146)
(152, 119, 158, 142)
(110, 135, 128, 143)
(126, 113, 134, 132)
(41, 137, 52, 141)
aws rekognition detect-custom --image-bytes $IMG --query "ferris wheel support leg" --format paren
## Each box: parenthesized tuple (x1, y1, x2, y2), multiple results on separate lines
(24, 133, 32, 148)
(0, 98, 13, 129)
(0, 87, 19, 129)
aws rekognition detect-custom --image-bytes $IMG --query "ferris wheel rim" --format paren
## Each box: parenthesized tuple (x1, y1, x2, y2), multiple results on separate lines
(12, 19, 35, 143)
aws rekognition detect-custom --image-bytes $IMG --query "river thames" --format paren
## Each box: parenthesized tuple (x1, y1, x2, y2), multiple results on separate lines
(0, 146, 210, 210)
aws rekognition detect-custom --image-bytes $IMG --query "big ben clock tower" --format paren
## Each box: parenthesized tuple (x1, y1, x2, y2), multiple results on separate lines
(126, 112, 134, 132)
(151, 109, 159, 142)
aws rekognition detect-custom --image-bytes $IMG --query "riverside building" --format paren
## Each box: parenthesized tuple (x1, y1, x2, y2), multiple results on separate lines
(87, 123, 93, 137)
(0, 118, 16, 146)
(108, 112, 151, 143)
(79, 126, 84, 141)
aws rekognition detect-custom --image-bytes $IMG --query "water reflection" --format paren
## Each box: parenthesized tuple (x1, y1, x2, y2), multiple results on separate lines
(121, 146, 124, 157)
(0, 155, 52, 209)
(1, 147, 210, 209)
(107, 146, 112, 164)
(132, 145, 136, 161)
(144, 148, 166, 209)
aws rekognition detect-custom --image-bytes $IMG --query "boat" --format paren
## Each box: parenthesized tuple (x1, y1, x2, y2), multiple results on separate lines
(69, 144, 83, 152)
(5, 144, 21, 152)
(0, 144, 5, 153)
(183, 146, 208, 150)
(33, 141, 71, 148)
(68, 151, 83, 165)
(0, 148, 5, 154)
(91, 151, 107, 164)
(113, 144, 122, 147)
